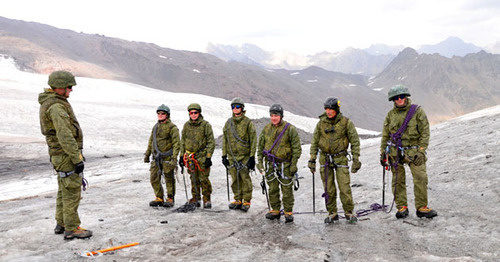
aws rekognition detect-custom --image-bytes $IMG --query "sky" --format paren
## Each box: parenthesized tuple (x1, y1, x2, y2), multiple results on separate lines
(1, 0, 499, 55)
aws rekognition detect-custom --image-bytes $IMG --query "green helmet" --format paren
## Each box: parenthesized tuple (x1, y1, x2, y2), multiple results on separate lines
(388, 84, 411, 101)
(231, 97, 245, 108)
(187, 103, 202, 112)
(156, 104, 170, 115)
(48, 70, 77, 89)
(324, 97, 340, 111)
(269, 103, 283, 117)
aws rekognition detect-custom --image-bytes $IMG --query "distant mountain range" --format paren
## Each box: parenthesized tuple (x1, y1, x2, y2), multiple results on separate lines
(207, 37, 493, 76)
(0, 16, 498, 131)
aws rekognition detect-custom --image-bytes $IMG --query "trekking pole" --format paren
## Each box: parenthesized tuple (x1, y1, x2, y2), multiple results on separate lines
(225, 166, 230, 202)
(181, 166, 188, 202)
(382, 166, 386, 212)
(312, 170, 316, 215)
(261, 174, 270, 211)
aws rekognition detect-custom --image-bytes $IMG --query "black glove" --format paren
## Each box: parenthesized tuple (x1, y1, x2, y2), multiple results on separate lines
(75, 161, 84, 174)
(351, 159, 362, 173)
(205, 157, 212, 168)
(413, 151, 426, 166)
(178, 157, 184, 167)
(308, 159, 316, 173)
(380, 152, 386, 167)
(247, 156, 255, 170)
(144, 155, 150, 163)
(222, 155, 229, 168)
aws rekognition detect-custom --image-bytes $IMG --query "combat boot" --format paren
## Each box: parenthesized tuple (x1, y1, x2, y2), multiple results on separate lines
(204, 201, 212, 209)
(416, 206, 438, 218)
(189, 198, 201, 207)
(163, 197, 175, 208)
(54, 224, 65, 234)
(64, 227, 93, 240)
(265, 210, 281, 220)
(345, 212, 358, 224)
(149, 197, 164, 207)
(395, 206, 409, 219)
(229, 200, 242, 210)
(240, 201, 251, 212)
(284, 212, 294, 223)
(324, 213, 339, 224)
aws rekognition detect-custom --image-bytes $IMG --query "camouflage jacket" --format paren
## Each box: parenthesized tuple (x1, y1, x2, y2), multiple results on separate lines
(257, 120, 302, 167)
(180, 114, 215, 162)
(310, 112, 360, 160)
(38, 88, 83, 165)
(145, 119, 180, 161)
(222, 112, 257, 162)
(380, 98, 430, 155)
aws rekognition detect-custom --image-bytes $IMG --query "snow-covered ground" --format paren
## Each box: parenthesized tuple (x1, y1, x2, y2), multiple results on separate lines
(0, 57, 499, 261)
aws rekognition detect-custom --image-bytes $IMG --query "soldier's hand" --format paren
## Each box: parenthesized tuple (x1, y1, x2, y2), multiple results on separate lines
(257, 162, 264, 174)
(351, 159, 362, 173)
(247, 156, 255, 170)
(308, 159, 316, 173)
(380, 152, 386, 167)
(75, 161, 84, 174)
(205, 157, 212, 168)
(144, 155, 150, 163)
(413, 151, 426, 166)
(222, 155, 229, 168)
(178, 157, 184, 168)
(290, 165, 298, 175)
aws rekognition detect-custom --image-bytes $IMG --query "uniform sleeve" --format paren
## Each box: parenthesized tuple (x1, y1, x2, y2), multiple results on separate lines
(346, 120, 361, 159)
(248, 121, 258, 157)
(257, 128, 265, 163)
(179, 123, 186, 157)
(222, 120, 228, 156)
(48, 104, 82, 164)
(289, 125, 302, 167)
(416, 108, 430, 151)
(171, 125, 181, 159)
(380, 113, 391, 153)
(205, 122, 215, 158)
(145, 127, 154, 157)
(310, 122, 320, 159)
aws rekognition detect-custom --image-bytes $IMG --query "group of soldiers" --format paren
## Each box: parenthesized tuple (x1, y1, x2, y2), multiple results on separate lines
(39, 70, 438, 240)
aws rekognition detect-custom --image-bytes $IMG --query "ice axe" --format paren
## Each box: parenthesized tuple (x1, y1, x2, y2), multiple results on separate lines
(79, 242, 139, 257)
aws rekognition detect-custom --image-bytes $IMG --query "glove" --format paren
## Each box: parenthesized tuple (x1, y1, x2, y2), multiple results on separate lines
(247, 156, 255, 170)
(413, 151, 426, 166)
(144, 155, 150, 163)
(205, 157, 212, 168)
(257, 162, 264, 174)
(178, 157, 184, 168)
(75, 161, 84, 174)
(222, 155, 229, 168)
(308, 159, 316, 173)
(380, 152, 387, 167)
(351, 159, 362, 173)
(290, 165, 298, 175)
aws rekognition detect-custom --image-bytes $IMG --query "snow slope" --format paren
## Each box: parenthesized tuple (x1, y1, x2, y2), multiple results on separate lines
(0, 57, 499, 261)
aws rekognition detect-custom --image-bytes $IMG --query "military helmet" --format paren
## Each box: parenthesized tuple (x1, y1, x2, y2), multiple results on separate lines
(187, 103, 202, 112)
(231, 97, 245, 108)
(388, 85, 411, 101)
(156, 104, 170, 115)
(269, 103, 283, 117)
(48, 70, 77, 89)
(324, 97, 340, 111)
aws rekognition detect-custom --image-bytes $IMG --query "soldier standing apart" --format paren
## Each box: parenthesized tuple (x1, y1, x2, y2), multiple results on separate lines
(179, 103, 215, 209)
(222, 98, 257, 211)
(144, 104, 180, 208)
(380, 85, 438, 219)
(309, 97, 361, 224)
(257, 104, 302, 223)
(38, 71, 92, 240)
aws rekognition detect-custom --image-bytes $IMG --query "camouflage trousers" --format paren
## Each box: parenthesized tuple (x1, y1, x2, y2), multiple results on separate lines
(320, 165, 354, 215)
(150, 161, 176, 199)
(391, 162, 428, 210)
(265, 164, 294, 212)
(228, 165, 252, 202)
(189, 167, 212, 202)
(55, 173, 82, 231)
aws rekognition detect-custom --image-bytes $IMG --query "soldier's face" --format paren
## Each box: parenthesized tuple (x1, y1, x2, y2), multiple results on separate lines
(157, 111, 167, 122)
(394, 95, 407, 107)
(189, 110, 200, 121)
(270, 114, 281, 126)
(54, 87, 72, 98)
(232, 106, 243, 116)
(325, 108, 337, 119)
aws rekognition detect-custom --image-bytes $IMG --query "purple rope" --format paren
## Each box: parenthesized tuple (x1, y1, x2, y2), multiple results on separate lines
(262, 123, 290, 166)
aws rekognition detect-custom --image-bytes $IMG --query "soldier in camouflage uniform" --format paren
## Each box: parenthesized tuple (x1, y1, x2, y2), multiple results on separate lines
(144, 104, 180, 208)
(257, 104, 302, 223)
(179, 103, 215, 209)
(38, 71, 92, 240)
(222, 97, 257, 212)
(309, 97, 361, 224)
(380, 85, 438, 219)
